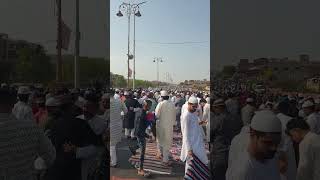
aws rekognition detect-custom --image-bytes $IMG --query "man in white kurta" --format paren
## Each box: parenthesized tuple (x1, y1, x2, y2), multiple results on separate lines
(302, 100, 320, 134)
(12, 86, 34, 121)
(155, 90, 176, 165)
(110, 94, 128, 167)
(226, 110, 282, 180)
(180, 96, 208, 174)
(286, 118, 320, 180)
(276, 101, 297, 180)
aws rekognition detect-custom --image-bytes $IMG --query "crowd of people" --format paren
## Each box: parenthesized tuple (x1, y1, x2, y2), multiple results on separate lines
(0, 83, 109, 180)
(109, 88, 211, 178)
(210, 80, 320, 180)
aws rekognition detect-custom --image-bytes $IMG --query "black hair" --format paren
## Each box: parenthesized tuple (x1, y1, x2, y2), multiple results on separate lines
(0, 88, 16, 105)
(18, 94, 29, 102)
(286, 118, 310, 134)
(278, 101, 289, 115)
(162, 96, 169, 100)
(200, 98, 207, 104)
(144, 99, 152, 107)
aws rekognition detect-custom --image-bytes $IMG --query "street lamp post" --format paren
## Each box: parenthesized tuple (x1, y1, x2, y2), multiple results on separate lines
(153, 57, 163, 88)
(117, 1, 146, 89)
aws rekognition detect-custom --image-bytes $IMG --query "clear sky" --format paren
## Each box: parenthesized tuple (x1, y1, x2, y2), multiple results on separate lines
(212, 0, 320, 71)
(110, 0, 210, 84)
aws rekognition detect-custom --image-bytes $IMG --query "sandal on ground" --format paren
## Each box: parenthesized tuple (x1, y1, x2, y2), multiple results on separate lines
(138, 170, 151, 177)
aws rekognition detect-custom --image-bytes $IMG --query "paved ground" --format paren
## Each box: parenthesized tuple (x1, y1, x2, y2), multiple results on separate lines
(110, 138, 185, 180)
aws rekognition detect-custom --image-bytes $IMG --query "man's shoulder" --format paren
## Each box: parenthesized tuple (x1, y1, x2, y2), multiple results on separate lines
(227, 153, 254, 180)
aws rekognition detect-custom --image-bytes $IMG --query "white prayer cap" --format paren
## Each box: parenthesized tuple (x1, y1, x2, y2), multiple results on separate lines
(160, 90, 168, 96)
(250, 110, 282, 133)
(45, 97, 61, 107)
(124, 91, 129, 96)
(206, 97, 210, 103)
(246, 98, 254, 103)
(188, 96, 198, 104)
(1, 83, 7, 88)
(302, 100, 314, 108)
(18, 86, 30, 94)
(141, 91, 146, 94)
(213, 99, 225, 107)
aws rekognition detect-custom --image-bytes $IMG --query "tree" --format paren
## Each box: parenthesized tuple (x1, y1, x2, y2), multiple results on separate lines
(15, 46, 54, 83)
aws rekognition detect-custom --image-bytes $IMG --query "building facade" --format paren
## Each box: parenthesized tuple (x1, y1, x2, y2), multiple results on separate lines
(237, 55, 320, 82)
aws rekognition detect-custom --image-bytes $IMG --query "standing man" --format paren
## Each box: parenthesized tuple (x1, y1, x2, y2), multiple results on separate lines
(211, 99, 242, 180)
(286, 118, 320, 180)
(123, 91, 141, 139)
(226, 110, 282, 180)
(110, 91, 128, 167)
(302, 100, 320, 134)
(276, 101, 297, 180)
(0, 88, 56, 180)
(241, 98, 256, 126)
(12, 86, 34, 121)
(180, 96, 208, 175)
(155, 90, 176, 166)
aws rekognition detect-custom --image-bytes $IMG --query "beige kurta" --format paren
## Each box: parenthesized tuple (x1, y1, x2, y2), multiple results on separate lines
(155, 100, 176, 150)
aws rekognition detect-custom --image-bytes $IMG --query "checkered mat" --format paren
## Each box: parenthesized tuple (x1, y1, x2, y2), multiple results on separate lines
(128, 130, 209, 175)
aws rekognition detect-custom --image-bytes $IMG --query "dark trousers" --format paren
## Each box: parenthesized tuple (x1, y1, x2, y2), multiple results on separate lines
(176, 113, 181, 129)
(151, 120, 156, 138)
(137, 136, 146, 170)
(210, 143, 228, 180)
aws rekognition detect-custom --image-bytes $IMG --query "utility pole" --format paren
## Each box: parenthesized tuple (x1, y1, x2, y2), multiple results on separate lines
(56, 0, 62, 82)
(74, 0, 80, 88)
(127, 10, 130, 89)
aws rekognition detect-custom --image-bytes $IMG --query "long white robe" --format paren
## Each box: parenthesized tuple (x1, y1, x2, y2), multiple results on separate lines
(155, 100, 176, 150)
(110, 97, 127, 146)
(180, 111, 208, 165)
(305, 112, 320, 134)
(297, 132, 320, 180)
(12, 101, 34, 121)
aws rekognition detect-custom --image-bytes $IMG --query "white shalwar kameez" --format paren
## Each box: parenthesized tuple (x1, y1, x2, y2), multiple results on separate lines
(305, 112, 320, 134)
(296, 132, 320, 180)
(12, 101, 34, 121)
(155, 100, 176, 162)
(180, 111, 208, 173)
(226, 149, 281, 180)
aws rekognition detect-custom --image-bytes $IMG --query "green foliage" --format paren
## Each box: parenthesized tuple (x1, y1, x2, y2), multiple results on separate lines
(111, 73, 156, 88)
(111, 73, 127, 88)
(15, 46, 54, 83)
(60, 56, 109, 86)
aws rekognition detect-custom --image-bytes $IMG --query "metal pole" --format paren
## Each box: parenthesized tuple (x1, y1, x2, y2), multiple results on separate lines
(157, 59, 159, 88)
(127, 6, 131, 88)
(133, 11, 136, 90)
(6, 35, 8, 61)
(56, 0, 62, 82)
(75, 0, 80, 88)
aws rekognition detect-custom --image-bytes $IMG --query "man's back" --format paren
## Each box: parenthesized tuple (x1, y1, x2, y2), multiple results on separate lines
(0, 113, 55, 180)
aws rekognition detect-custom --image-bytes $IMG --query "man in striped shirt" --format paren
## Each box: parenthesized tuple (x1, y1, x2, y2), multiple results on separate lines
(0, 88, 56, 180)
